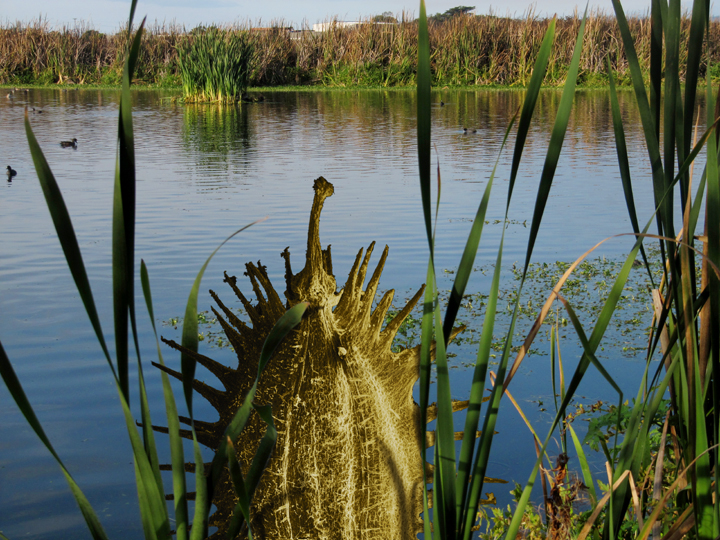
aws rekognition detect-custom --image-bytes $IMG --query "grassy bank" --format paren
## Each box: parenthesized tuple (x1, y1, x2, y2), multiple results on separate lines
(2, 11, 719, 89)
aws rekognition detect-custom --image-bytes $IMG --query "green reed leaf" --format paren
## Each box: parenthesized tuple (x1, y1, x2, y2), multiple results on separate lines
(443, 110, 518, 343)
(458, 236, 504, 538)
(507, 18, 555, 207)
(226, 437, 252, 539)
(227, 404, 277, 539)
(113, 12, 173, 537)
(206, 302, 308, 504)
(463, 15, 590, 537)
(607, 59, 652, 285)
(611, 0, 665, 238)
(559, 297, 623, 398)
(23, 110, 113, 373)
(568, 423, 596, 505)
(416, 3, 435, 538)
(419, 259, 435, 540)
(523, 9, 587, 274)
(649, 0, 662, 140)
(140, 261, 189, 540)
(113, 8, 145, 402)
(433, 284, 456, 540)
(682, 0, 706, 158)
(181, 219, 266, 418)
(417, 0, 432, 251)
(189, 432, 209, 540)
(454, 114, 517, 530)
(662, 0, 680, 237)
(0, 341, 110, 540)
(705, 31, 720, 531)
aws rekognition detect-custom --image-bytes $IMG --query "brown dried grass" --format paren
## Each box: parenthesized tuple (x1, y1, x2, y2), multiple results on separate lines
(1, 11, 717, 87)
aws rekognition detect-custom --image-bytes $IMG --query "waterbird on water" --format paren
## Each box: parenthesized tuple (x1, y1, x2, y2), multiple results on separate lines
(7, 166, 17, 179)
(60, 138, 78, 148)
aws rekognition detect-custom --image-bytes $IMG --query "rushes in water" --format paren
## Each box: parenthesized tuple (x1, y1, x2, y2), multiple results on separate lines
(176, 27, 254, 103)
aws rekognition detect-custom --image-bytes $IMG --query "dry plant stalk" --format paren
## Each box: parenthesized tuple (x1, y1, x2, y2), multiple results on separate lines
(156, 177, 465, 539)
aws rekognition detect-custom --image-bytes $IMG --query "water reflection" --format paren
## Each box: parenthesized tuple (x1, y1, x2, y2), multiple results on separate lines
(183, 102, 252, 157)
(0, 87, 704, 540)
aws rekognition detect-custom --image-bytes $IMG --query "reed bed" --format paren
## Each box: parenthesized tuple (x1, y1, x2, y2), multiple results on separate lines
(176, 27, 254, 102)
(1, 11, 719, 88)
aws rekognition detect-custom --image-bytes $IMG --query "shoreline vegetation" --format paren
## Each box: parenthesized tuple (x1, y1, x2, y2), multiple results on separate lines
(2, 10, 719, 90)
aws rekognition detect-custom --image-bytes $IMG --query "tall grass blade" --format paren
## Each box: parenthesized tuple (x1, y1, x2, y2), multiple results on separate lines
(417, 0, 432, 250)
(682, 0, 706, 159)
(226, 404, 278, 538)
(113, 4, 145, 402)
(523, 9, 587, 273)
(226, 437, 253, 539)
(177, 219, 268, 538)
(111, 8, 172, 537)
(568, 423, 596, 505)
(611, 0, 666, 243)
(703, 28, 720, 533)
(140, 261, 189, 540)
(507, 19, 556, 206)
(502, 230, 648, 540)
(443, 111, 517, 342)
(607, 59, 652, 282)
(189, 434, 208, 540)
(453, 116, 517, 529)
(416, 4, 437, 539)
(432, 286, 457, 540)
(462, 14, 588, 539)
(206, 301, 308, 502)
(649, 0, 662, 142)
(662, 0, 680, 239)
(180, 219, 266, 417)
(557, 296, 623, 398)
(0, 341, 110, 540)
(23, 110, 113, 372)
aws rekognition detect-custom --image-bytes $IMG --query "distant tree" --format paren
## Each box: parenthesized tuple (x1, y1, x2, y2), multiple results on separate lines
(429, 5, 475, 23)
(373, 11, 398, 22)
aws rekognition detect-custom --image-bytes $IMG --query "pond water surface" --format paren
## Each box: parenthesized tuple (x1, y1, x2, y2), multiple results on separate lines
(0, 87, 688, 538)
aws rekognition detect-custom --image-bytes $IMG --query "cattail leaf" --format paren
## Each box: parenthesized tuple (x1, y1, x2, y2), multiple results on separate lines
(0, 341, 110, 540)
(140, 261, 189, 540)
(206, 302, 307, 505)
(180, 218, 266, 417)
(23, 110, 113, 372)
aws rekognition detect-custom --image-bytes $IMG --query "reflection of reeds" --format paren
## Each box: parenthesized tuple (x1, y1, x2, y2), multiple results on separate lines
(182, 103, 252, 176)
(1, 11, 719, 87)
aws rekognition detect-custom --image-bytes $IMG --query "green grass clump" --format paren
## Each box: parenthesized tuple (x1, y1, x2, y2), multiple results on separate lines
(176, 27, 254, 102)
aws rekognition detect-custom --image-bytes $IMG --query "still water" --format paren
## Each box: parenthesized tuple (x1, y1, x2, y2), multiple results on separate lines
(0, 87, 679, 538)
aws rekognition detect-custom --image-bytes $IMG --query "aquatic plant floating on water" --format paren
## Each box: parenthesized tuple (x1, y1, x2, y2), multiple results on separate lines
(156, 177, 470, 539)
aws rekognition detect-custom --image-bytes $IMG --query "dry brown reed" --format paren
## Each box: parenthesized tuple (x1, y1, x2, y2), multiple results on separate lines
(1, 11, 718, 87)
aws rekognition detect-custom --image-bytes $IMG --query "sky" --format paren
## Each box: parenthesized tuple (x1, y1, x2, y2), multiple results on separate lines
(1, 0, 704, 32)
